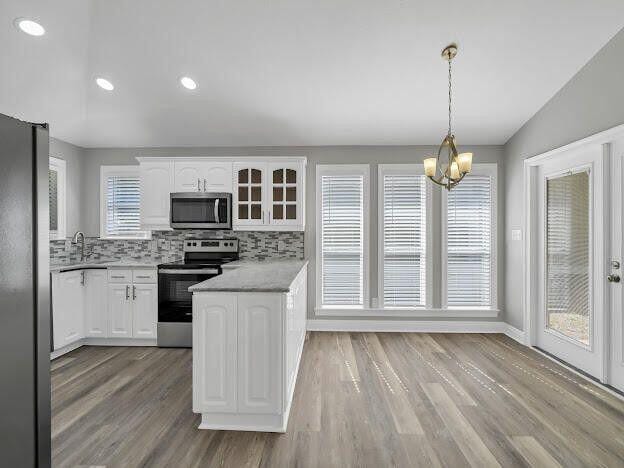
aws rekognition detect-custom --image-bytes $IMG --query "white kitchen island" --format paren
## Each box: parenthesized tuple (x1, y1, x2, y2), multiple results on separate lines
(189, 260, 307, 432)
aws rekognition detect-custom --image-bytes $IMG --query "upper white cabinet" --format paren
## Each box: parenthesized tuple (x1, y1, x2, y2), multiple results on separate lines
(138, 157, 306, 232)
(174, 161, 233, 193)
(140, 159, 174, 230)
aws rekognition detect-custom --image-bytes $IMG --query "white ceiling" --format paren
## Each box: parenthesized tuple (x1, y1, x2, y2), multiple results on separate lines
(1, 0, 623, 148)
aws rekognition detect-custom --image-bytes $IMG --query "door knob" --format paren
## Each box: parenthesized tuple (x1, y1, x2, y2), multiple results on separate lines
(607, 274, 620, 283)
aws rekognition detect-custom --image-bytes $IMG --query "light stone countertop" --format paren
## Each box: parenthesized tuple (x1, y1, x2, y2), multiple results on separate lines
(189, 260, 308, 293)
(50, 259, 167, 273)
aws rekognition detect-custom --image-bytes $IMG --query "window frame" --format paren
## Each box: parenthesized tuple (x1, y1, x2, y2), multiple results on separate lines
(377, 164, 433, 309)
(49, 156, 67, 240)
(100, 165, 151, 240)
(315, 164, 370, 310)
(441, 163, 498, 310)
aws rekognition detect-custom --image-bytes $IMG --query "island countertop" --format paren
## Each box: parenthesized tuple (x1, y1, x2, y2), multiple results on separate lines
(189, 259, 308, 293)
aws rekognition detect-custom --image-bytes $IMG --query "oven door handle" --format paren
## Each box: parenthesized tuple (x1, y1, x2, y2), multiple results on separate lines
(159, 269, 220, 275)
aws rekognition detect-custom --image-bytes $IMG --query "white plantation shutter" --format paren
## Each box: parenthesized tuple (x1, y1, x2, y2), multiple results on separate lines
(382, 172, 427, 307)
(320, 170, 366, 306)
(102, 167, 149, 238)
(446, 173, 494, 307)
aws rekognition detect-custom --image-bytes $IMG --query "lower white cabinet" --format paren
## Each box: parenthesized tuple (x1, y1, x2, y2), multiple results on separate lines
(132, 283, 158, 339)
(192, 267, 307, 432)
(108, 284, 133, 338)
(52, 267, 158, 352)
(84, 269, 108, 338)
(52, 270, 84, 350)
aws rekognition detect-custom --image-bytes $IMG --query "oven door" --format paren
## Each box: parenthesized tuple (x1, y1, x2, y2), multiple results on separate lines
(170, 192, 231, 229)
(158, 268, 220, 323)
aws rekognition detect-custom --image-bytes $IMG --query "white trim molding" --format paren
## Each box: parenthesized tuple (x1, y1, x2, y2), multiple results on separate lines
(315, 307, 499, 318)
(307, 319, 506, 333)
(504, 324, 527, 345)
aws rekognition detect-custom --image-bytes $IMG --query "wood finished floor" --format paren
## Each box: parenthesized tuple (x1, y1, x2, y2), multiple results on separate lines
(51, 333, 624, 467)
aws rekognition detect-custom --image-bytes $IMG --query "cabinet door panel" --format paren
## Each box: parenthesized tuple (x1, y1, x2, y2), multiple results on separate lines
(193, 294, 237, 413)
(108, 284, 132, 337)
(53, 270, 84, 349)
(85, 270, 108, 338)
(204, 162, 233, 192)
(140, 160, 174, 229)
(237, 294, 282, 414)
(233, 163, 267, 228)
(174, 162, 203, 192)
(132, 284, 157, 339)
(268, 162, 304, 229)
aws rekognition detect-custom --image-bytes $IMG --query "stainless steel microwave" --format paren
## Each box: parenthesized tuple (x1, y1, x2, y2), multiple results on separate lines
(170, 192, 232, 229)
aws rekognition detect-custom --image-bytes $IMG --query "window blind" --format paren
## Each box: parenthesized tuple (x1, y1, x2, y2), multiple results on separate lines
(321, 174, 364, 306)
(382, 174, 426, 307)
(105, 175, 143, 237)
(446, 175, 492, 307)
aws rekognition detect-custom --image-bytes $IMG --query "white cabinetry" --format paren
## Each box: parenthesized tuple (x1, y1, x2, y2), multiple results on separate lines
(193, 267, 307, 432)
(132, 283, 158, 338)
(193, 294, 237, 413)
(84, 269, 108, 338)
(108, 283, 133, 338)
(174, 161, 233, 193)
(52, 270, 84, 350)
(52, 267, 158, 355)
(138, 157, 306, 231)
(140, 160, 174, 230)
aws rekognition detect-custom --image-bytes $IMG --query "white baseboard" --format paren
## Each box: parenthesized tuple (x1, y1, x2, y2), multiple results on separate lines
(503, 324, 527, 345)
(50, 337, 157, 360)
(306, 319, 506, 333)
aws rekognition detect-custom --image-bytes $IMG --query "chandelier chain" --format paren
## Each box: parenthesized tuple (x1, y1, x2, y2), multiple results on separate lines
(448, 57, 452, 136)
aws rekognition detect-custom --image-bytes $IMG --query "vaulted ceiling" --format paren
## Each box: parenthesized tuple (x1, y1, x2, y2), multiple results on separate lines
(2, 0, 624, 148)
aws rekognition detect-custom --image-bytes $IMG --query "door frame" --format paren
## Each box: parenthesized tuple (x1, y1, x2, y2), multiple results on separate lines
(523, 123, 624, 385)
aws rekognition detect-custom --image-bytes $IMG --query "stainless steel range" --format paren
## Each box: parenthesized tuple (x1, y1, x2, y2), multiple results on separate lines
(157, 238, 239, 347)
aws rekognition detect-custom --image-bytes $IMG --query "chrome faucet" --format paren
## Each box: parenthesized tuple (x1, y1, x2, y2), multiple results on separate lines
(71, 231, 86, 262)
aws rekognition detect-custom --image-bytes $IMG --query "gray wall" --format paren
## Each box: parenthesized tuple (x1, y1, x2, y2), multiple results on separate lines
(49, 137, 85, 236)
(504, 28, 624, 329)
(82, 145, 505, 320)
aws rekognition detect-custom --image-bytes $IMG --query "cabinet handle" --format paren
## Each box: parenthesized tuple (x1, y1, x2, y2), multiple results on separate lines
(136, 275, 151, 279)
(203, 179, 206, 192)
(126, 285, 130, 300)
(80, 271, 85, 286)
(262, 210, 265, 223)
(268, 210, 271, 224)
(197, 178, 201, 191)
(111, 275, 125, 279)
(133, 285, 136, 300)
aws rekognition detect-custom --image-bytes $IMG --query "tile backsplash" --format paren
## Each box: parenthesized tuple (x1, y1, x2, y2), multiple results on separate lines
(50, 230, 304, 265)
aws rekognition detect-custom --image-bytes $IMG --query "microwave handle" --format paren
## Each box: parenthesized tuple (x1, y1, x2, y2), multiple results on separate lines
(214, 198, 220, 224)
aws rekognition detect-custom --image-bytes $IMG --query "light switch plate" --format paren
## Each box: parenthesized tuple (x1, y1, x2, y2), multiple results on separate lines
(511, 229, 522, 241)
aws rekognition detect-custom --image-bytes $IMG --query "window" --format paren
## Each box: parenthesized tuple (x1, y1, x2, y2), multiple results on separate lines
(378, 165, 428, 307)
(316, 165, 369, 308)
(49, 157, 66, 240)
(100, 166, 149, 239)
(443, 164, 497, 308)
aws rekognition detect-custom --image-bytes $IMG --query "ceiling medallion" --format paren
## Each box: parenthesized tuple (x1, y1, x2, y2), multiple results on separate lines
(423, 43, 473, 190)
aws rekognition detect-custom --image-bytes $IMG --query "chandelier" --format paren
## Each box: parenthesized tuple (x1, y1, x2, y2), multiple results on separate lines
(423, 43, 472, 190)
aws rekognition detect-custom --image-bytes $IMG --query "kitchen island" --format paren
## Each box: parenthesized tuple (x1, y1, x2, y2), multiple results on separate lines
(189, 260, 307, 432)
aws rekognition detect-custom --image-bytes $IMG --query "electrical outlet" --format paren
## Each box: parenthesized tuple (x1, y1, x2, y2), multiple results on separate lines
(511, 229, 522, 241)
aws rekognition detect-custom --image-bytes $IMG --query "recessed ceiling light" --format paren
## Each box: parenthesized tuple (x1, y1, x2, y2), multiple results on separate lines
(14, 18, 45, 36)
(96, 78, 114, 91)
(180, 76, 197, 90)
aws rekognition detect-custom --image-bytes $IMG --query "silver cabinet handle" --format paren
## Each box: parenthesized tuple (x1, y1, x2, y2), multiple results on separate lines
(198, 178, 201, 191)
(133, 285, 136, 300)
(80, 271, 85, 286)
(111, 275, 125, 279)
(136, 275, 151, 279)
(125, 285, 130, 300)
(204, 179, 206, 192)
(268, 210, 271, 224)
(262, 210, 265, 223)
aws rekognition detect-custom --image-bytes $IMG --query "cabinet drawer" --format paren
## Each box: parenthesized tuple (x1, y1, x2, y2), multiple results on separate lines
(132, 269, 157, 284)
(108, 269, 132, 283)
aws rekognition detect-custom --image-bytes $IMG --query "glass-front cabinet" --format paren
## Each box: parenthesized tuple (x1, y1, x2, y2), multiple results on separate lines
(233, 164, 266, 227)
(232, 160, 305, 231)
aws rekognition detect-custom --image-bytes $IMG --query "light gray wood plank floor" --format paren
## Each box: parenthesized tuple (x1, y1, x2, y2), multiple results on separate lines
(51, 332, 624, 467)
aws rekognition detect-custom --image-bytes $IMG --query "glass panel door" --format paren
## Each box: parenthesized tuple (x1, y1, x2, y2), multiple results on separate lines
(233, 164, 266, 226)
(546, 171, 591, 346)
(269, 163, 299, 226)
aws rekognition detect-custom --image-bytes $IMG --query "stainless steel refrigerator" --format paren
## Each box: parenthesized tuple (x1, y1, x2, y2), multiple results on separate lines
(0, 112, 51, 466)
